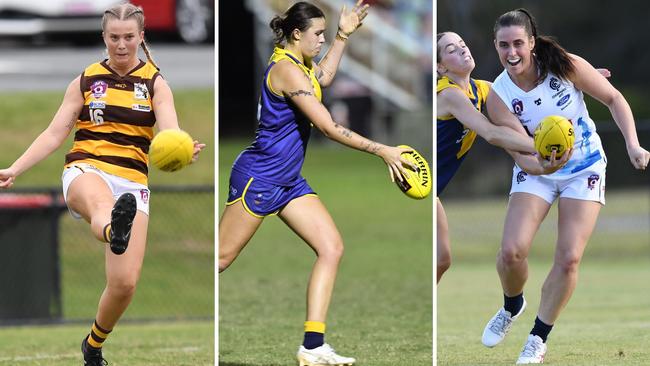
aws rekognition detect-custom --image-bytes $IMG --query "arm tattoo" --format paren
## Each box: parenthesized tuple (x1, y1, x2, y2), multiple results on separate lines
(333, 123, 353, 139)
(288, 89, 313, 98)
(65, 112, 79, 130)
(363, 141, 381, 154)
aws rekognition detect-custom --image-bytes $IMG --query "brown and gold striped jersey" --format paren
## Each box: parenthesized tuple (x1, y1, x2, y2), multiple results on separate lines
(65, 60, 161, 185)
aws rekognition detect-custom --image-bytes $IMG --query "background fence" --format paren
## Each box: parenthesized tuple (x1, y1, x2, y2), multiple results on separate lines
(0, 185, 214, 325)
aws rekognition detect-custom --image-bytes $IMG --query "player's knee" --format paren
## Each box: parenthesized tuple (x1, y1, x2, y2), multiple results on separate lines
(555, 252, 582, 274)
(107, 276, 138, 301)
(498, 244, 527, 266)
(316, 238, 344, 263)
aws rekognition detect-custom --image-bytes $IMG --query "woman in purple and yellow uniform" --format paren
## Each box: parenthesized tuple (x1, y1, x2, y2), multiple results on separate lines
(219, 2, 413, 365)
(435, 31, 551, 284)
(0, 3, 204, 365)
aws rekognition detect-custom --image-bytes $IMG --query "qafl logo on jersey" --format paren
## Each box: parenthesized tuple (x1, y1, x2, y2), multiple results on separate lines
(512, 98, 524, 116)
(549, 77, 561, 91)
(90, 80, 108, 99)
(587, 174, 600, 190)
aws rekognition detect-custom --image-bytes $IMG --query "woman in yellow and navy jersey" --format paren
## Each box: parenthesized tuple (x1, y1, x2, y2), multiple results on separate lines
(436, 31, 547, 284)
(219, 2, 414, 365)
(0, 3, 204, 365)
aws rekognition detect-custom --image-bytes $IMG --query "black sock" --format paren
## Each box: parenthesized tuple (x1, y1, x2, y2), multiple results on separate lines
(302, 331, 324, 350)
(530, 316, 553, 342)
(504, 292, 524, 315)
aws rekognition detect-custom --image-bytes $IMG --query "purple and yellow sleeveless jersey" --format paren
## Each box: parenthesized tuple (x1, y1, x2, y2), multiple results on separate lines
(232, 47, 322, 185)
(436, 76, 489, 194)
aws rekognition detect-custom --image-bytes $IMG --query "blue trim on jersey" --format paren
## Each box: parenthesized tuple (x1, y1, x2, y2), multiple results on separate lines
(565, 150, 602, 174)
(559, 117, 602, 174)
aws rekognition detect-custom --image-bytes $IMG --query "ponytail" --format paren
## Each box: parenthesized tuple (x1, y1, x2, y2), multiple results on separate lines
(269, 2, 325, 45)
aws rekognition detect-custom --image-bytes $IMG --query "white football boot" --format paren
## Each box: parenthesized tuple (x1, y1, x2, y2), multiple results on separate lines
(516, 334, 547, 364)
(482, 297, 527, 347)
(296, 343, 355, 366)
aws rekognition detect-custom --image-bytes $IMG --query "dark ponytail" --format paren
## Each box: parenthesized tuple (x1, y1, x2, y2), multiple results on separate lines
(494, 8, 574, 84)
(269, 2, 325, 45)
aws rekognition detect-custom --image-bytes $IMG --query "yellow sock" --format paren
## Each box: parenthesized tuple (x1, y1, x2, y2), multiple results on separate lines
(102, 224, 111, 243)
(87, 320, 112, 349)
(304, 321, 326, 333)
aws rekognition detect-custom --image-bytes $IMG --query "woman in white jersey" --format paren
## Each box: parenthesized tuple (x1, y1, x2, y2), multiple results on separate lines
(480, 8, 649, 364)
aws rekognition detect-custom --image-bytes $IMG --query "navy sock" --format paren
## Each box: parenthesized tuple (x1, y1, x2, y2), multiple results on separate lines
(504, 292, 524, 315)
(530, 316, 553, 342)
(302, 331, 324, 350)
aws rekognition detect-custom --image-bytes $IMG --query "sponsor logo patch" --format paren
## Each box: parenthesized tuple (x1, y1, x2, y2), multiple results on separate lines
(132, 104, 151, 112)
(89, 101, 106, 109)
(557, 94, 571, 107)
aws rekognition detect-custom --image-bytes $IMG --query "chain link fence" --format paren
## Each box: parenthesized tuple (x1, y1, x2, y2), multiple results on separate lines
(0, 186, 214, 325)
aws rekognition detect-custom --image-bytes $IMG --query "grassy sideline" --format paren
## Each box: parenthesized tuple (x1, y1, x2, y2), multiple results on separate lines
(437, 191, 650, 365)
(0, 321, 214, 365)
(218, 140, 434, 365)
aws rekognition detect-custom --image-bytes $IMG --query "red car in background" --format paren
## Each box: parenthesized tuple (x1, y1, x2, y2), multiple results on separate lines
(131, 0, 214, 44)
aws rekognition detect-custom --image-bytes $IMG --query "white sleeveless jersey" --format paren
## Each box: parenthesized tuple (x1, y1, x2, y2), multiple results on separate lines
(491, 70, 605, 179)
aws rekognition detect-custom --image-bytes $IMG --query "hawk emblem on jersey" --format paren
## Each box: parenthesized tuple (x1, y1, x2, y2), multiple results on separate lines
(90, 80, 108, 99)
(587, 174, 600, 190)
(134, 83, 149, 100)
(549, 77, 561, 91)
(512, 98, 524, 116)
(516, 171, 527, 184)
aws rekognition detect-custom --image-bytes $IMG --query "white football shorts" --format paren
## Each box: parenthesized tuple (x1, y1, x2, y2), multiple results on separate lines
(62, 163, 150, 219)
(509, 160, 606, 205)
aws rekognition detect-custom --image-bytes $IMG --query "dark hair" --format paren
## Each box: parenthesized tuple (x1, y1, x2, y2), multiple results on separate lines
(494, 8, 574, 84)
(270, 2, 325, 44)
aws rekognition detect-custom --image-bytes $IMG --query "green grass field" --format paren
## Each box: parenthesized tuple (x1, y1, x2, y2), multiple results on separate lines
(0, 89, 215, 365)
(0, 320, 214, 365)
(438, 191, 650, 365)
(218, 140, 433, 365)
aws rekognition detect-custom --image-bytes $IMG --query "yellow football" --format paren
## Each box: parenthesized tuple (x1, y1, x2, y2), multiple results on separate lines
(534, 115, 575, 160)
(149, 129, 194, 172)
(394, 145, 431, 199)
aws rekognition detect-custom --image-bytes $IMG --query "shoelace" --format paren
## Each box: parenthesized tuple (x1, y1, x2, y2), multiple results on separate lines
(521, 339, 543, 357)
(489, 310, 512, 335)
